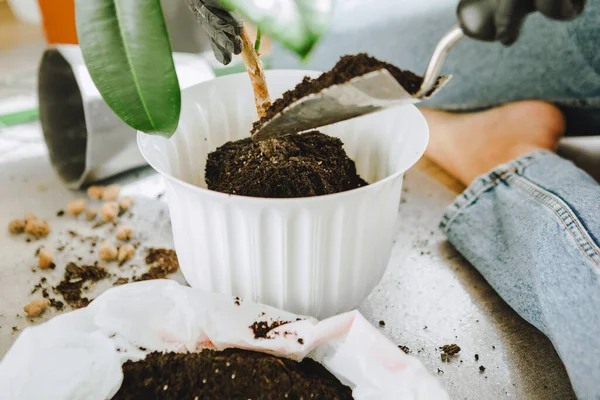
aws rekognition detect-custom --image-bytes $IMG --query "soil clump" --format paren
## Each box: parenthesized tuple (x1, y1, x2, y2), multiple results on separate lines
(114, 349, 353, 399)
(206, 131, 367, 198)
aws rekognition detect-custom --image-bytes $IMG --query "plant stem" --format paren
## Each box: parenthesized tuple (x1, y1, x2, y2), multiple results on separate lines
(240, 26, 271, 119)
(240, 26, 276, 154)
(254, 26, 262, 53)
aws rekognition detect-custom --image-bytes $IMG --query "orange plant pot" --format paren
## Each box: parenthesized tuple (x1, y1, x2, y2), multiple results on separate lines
(38, 0, 78, 44)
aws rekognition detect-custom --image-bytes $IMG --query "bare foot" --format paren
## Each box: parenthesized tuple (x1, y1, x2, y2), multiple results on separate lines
(421, 101, 565, 186)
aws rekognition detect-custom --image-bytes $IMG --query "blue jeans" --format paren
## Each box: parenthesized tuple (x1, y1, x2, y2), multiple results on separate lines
(271, 1, 600, 399)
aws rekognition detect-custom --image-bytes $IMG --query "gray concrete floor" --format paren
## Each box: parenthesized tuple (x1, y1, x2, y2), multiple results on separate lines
(0, 119, 576, 399)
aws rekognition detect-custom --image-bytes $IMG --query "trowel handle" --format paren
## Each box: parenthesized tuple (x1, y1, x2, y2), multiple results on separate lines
(457, 0, 534, 45)
(417, 26, 464, 98)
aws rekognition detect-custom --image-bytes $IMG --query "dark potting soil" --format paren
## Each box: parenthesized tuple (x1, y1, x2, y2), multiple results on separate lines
(54, 262, 107, 309)
(206, 131, 367, 198)
(113, 349, 353, 400)
(133, 248, 179, 281)
(251, 53, 427, 135)
(250, 320, 291, 339)
(440, 343, 461, 362)
(31, 277, 65, 311)
(398, 345, 410, 354)
(440, 344, 461, 356)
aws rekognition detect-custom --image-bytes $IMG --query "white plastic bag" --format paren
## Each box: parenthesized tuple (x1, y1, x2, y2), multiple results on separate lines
(0, 280, 448, 400)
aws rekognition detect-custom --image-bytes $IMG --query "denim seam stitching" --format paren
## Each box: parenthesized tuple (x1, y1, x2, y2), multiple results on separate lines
(441, 168, 517, 233)
(441, 151, 546, 232)
(509, 175, 600, 267)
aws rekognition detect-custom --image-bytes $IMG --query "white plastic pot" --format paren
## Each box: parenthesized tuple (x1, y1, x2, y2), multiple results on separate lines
(138, 70, 429, 318)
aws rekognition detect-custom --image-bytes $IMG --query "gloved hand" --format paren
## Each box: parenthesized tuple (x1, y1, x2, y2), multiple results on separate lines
(457, 0, 586, 45)
(188, 0, 243, 65)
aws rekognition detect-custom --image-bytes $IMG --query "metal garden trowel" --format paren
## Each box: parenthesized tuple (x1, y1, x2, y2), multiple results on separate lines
(252, 26, 465, 141)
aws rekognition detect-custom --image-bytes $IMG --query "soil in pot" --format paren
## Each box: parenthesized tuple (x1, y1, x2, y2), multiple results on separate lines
(113, 348, 353, 399)
(251, 53, 433, 135)
(206, 53, 430, 199)
(206, 130, 367, 198)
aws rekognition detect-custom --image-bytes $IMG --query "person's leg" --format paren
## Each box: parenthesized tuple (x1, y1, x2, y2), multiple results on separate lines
(422, 101, 600, 399)
(270, 0, 600, 134)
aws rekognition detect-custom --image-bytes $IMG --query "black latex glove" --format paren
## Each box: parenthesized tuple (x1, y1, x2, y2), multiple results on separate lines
(457, 0, 586, 45)
(188, 0, 243, 65)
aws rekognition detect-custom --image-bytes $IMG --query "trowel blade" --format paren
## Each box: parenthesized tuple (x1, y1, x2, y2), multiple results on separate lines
(252, 69, 450, 141)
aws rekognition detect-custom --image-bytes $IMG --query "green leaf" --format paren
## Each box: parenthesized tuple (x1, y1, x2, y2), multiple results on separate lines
(75, 0, 180, 136)
(220, 0, 333, 57)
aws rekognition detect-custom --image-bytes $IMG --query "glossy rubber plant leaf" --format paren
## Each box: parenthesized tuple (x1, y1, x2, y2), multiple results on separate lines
(75, 0, 180, 136)
(220, 0, 334, 58)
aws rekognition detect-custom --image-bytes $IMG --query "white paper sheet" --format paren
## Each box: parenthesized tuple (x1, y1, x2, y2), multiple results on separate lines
(0, 280, 448, 400)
